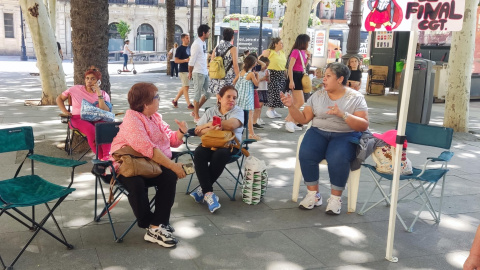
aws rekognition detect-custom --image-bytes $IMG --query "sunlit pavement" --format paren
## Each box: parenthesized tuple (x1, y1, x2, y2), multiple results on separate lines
(1, 56, 480, 269)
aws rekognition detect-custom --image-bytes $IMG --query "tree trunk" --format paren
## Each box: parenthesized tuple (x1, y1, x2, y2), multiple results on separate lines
(20, 0, 66, 105)
(71, 0, 110, 94)
(208, 0, 216, 51)
(45, 0, 56, 33)
(444, 0, 479, 132)
(280, 0, 313, 54)
(166, 0, 175, 77)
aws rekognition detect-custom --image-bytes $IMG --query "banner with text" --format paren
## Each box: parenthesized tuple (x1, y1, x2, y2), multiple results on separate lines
(363, 0, 465, 32)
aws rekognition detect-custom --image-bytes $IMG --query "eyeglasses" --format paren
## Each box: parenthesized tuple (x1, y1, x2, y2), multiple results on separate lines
(153, 94, 159, 100)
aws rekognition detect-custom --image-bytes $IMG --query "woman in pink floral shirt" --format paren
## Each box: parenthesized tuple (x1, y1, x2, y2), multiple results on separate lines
(110, 82, 188, 248)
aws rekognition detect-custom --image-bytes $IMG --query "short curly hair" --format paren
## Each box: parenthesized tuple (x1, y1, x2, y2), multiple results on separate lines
(128, 82, 158, 112)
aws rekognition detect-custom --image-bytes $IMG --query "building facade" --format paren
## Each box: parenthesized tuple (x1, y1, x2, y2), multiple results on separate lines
(0, 0, 228, 58)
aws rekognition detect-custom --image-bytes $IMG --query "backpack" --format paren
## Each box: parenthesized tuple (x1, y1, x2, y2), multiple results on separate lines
(209, 45, 233, 79)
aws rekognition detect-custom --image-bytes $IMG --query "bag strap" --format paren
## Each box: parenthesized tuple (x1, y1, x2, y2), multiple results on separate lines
(298, 49, 308, 75)
(221, 45, 234, 73)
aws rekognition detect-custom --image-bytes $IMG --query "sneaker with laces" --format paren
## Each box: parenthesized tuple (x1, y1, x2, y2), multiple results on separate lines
(273, 110, 282, 118)
(285, 121, 296, 133)
(164, 224, 175, 233)
(204, 192, 221, 213)
(190, 188, 204, 203)
(266, 110, 276, 119)
(326, 196, 342, 215)
(299, 190, 322, 210)
(144, 225, 178, 248)
(294, 124, 303, 131)
(257, 118, 265, 125)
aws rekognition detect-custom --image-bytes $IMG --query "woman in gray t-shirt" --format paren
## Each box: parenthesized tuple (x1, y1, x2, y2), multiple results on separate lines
(280, 62, 369, 215)
(192, 85, 244, 213)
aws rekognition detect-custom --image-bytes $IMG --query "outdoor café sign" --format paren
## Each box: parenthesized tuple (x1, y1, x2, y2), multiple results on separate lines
(363, 0, 465, 32)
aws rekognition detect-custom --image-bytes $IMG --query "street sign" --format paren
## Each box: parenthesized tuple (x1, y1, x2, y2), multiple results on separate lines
(363, 0, 465, 32)
(230, 17, 240, 32)
(313, 30, 326, 57)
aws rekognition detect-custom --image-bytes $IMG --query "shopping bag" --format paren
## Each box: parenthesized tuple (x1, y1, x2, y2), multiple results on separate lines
(242, 155, 268, 205)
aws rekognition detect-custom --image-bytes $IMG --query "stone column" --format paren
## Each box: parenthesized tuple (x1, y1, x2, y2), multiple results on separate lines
(342, 0, 363, 64)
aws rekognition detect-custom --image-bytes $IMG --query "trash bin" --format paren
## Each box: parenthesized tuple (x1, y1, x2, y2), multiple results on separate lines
(398, 59, 436, 124)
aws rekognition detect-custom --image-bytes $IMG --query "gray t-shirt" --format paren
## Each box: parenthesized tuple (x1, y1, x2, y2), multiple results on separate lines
(306, 88, 368, 132)
(197, 105, 245, 142)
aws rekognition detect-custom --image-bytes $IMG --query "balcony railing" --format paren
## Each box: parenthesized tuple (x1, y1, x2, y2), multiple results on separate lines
(241, 7, 249, 14)
(109, 0, 127, 3)
(135, 0, 158, 5)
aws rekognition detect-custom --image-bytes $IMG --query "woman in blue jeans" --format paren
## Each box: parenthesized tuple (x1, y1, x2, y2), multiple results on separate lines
(280, 62, 369, 215)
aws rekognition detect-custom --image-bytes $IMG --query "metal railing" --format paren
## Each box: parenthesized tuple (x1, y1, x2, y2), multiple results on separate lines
(135, 0, 158, 5)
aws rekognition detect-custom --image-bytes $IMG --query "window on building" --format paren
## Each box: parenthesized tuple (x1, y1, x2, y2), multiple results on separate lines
(135, 0, 158, 5)
(108, 0, 127, 3)
(175, 0, 187, 6)
(4, 13, 14, 38)
(202, 0, 208, 7)
(174, 25, 183, 45)
(257, 0, 269, 17)
(335, 4, 345, 20)
(230, 0, 241, 14)
(136, 23, 155, 51)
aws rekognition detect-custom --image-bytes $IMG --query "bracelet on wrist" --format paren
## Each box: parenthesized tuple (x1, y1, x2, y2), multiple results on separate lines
(178, 129, 185, 134)
(342, 112, 349, 121)
(98, 95, 104, 99)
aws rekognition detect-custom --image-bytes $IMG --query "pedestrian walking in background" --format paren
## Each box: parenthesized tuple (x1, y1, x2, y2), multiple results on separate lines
(334, 48, 341, 62)
(284, 34, 310, 133)
(261, 38, 286, 120)
(168, 43, 179, 78)
(172, 33, 193, 109)
(208, 27, 239, 94)
(253, 56, 270, 128)
(188, 24, 211, 123)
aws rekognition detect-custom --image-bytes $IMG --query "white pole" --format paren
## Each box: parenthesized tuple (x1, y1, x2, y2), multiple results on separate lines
(385, 29, 418, 262)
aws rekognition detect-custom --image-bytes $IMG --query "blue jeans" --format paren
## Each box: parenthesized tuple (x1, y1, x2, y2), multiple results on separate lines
(123, 54, 128, 69)
(299, 128, 361, 191)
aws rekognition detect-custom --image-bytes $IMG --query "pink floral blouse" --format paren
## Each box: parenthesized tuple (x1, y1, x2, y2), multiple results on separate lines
(110, 110, 183, 169)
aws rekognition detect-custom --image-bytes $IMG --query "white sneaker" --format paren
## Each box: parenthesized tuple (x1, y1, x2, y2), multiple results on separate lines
(266, 110, 276, 119)
(273, 110, 282, 118)
(299, 190, 323, 210)
(257, 118, 265, 125)
(294, 124, 302, 131)
(285, 121, 296, 133)
(326, 196, 342, 215)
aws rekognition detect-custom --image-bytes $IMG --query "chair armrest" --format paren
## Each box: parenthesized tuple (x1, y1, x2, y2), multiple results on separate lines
(114, 112, 124, 116)
(427, 151, 454, 162)
(242, 139, 257, 144)
(92, 159, 112, 166)
(28, 154, 87, 168)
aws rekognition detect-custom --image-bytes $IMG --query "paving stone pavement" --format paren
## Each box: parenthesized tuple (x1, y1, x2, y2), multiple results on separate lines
(1, 58, 480, 269)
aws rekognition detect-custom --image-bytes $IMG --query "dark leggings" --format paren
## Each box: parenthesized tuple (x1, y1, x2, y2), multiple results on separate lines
(170, 61, 178, 77)
(117, 166, 177, 228)
(193, 146, 236, 194)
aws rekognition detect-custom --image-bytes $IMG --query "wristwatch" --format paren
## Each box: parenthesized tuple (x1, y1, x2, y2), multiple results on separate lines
(342, 112, 349, 121)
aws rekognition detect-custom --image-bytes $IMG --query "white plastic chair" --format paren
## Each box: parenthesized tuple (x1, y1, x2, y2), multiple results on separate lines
(292, 125, 361, 213)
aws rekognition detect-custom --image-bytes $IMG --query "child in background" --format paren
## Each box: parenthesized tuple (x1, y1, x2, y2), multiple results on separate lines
(234, 55, 260, 140)
(254, 56, 270, 127)
(311, 67, 324, 93)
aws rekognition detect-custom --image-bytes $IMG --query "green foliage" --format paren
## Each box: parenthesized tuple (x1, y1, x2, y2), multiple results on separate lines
(308, 13, 322, 27)
(223, 14, 260, 23)
(116, 20, 131, 40)
(280, 13, 321, 28)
